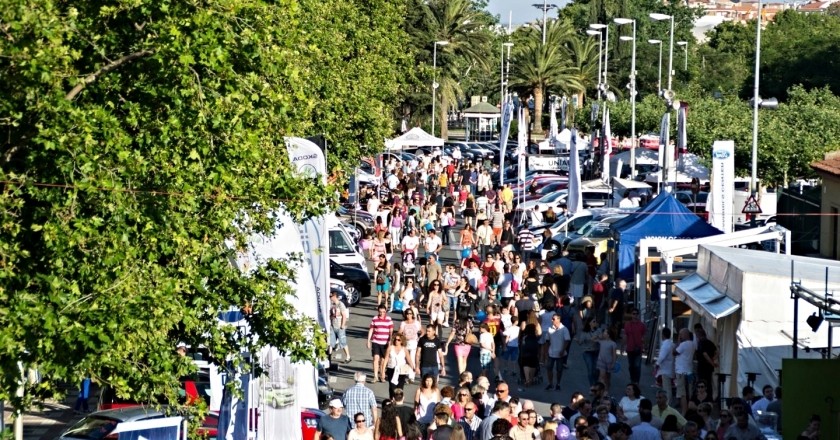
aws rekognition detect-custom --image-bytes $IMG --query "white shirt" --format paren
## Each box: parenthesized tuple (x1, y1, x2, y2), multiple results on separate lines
(476, 196, 489, 213)
(752, 396, 773, 413)
(452, 149, 462, 160)
(675, 339, 696, 375)
(401, 235, 420, 253)
(629, 422, 660, 440)
(504, 325, 520, 347)
(476, 225, 494, 245)
(547, 324, 571, 358)
(386, 174, 399, 189)
(657, 338, 675, 377)
(423, 235, 442, 253)
(367, 197, 380, 216)
(466, 267, 482, 290)
(498, 273, 514, 298)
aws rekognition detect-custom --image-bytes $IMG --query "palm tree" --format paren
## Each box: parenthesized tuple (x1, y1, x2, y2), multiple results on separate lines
(508, 19, 583, 134)
(409, 0, 494, 139)
(564, 35, 600, 109)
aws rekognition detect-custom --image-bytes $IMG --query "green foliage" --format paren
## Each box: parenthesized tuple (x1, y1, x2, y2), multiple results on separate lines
(508, 20, 583, 134)
(576, 86, 840, 185)
(0, 0, 405, 413)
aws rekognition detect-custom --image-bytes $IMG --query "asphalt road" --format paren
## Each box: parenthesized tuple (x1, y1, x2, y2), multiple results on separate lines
(328, 222, 659, 415)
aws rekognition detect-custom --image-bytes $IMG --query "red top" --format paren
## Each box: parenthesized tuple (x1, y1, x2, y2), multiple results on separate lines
(485, 314, 502, 337)
(370, 315, 394, 345)
(624, 321, 646, 352)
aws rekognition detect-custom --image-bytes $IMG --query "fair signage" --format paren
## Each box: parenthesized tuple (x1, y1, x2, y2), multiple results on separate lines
(710, 140, 735, 233)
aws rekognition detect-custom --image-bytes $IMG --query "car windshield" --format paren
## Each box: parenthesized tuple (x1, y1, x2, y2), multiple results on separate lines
(575, 221, 599, 236)
(538, 191, 565, 203)
(585, 224, 614, 238)
(329, 229, 355, 254)
(63, 417, 120, 440)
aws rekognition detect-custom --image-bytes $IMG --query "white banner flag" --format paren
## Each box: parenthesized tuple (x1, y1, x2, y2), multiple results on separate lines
(601, 106, 612, 183)
(499, 96, 514, 184)
(709, 140, 735, 233)
(568, 129, 584, 215)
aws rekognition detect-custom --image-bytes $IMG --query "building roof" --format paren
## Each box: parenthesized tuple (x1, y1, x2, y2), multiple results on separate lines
(800, 1, 828, 11)
(462, 102, 500, 115)
(811, 152, 840, 176)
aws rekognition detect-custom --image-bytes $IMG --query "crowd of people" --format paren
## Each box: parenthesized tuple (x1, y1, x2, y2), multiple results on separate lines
(319, 152, 805, 440)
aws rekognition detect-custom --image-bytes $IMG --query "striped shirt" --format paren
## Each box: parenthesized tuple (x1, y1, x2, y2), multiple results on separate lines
(369, 315, 393, 345)
(517, 228, 535, 251)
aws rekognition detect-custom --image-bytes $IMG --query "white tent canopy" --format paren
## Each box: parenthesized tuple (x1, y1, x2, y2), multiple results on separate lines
(385, 127, 444, 150)
(610, 149, 660, 168)
(674, 245, 838, 396)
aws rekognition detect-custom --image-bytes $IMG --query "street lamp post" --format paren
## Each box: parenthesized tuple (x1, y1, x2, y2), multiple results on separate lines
(650, 13, 675, 94)
(431, 40, 449, 138)
(532, 1, 558, 45)
(648, 39, 663, 96)
(586, 30, 604, 99)
(616, 18, 637, 178)
(751, 0, 763, 199)
(677, 41, 688, 70)
(589, 23, 610, 96)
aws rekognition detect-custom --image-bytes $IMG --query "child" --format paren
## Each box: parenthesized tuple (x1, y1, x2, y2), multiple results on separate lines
(479, 323, 495, 378)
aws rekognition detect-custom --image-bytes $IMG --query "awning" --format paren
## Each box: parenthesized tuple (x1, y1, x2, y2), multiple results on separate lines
(675, 273, 740, 322)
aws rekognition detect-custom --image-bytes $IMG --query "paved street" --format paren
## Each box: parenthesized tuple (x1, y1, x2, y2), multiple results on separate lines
(328, 223, 660, 415)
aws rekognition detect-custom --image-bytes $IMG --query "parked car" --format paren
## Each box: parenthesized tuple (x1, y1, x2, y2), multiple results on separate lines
(565, 216, 630, 257)
(59, 406, 218, 440)
(302, 408, 326, 440)
(336, 205, 374, 238)
(330, 259, 371, 306)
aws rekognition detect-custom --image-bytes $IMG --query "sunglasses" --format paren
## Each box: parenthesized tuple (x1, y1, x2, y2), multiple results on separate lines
(465, 408, 475, 412)
(497, 389, 509, 393)
(356, 419, 365, 423)
(458, 393, 469, 397)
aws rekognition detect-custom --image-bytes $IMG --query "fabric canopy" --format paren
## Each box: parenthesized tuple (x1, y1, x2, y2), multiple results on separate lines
(611, 192, 722, 279)
(385, 127, 444, 150)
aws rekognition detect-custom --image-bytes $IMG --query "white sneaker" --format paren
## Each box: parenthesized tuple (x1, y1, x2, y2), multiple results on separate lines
(442, 322, 450, 327)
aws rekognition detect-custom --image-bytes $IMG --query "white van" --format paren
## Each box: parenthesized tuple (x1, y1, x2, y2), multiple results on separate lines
(327, 215, 367, 271)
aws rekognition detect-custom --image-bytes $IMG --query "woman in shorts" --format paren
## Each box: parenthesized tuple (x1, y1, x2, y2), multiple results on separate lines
(444, 317, 474, 375)
(425, 281, 447, 334)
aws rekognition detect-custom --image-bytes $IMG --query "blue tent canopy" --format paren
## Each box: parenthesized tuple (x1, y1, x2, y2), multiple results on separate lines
(611, 192, 722, 279)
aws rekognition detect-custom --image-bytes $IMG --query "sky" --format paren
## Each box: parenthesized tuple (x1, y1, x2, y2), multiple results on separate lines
(485, 0, 570, 27)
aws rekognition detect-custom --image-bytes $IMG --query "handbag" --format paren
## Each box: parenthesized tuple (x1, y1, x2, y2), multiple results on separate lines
(465, 332, 478, 345)
(448, 217, 456, 227)
(394, 299, 404, 311)
(376, 274, 386, 285)
(460, 247, 471, 259)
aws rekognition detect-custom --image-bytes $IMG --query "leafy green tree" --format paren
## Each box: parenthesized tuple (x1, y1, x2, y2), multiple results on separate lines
(405, 0, 496, 139)
(508, 20, 583, 134)
(0, 0, 407, 415)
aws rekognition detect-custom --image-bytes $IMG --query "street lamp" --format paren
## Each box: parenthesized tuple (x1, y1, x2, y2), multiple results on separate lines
(616, 18, 637, 178)
(431, 40, 449, 138)
(677, 41, 688, 70)
(532, 1, 558, 45)
(586, 29, 604, 97)
(589, 23, 610, 96)
(649, 13, 675, 95)
(648, 39, 663, 96)
(502, 42, 514, 97)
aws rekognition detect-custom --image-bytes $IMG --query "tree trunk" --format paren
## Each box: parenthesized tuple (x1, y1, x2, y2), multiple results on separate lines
(533, 87, 544, 134)
(439, 95, 449, 140)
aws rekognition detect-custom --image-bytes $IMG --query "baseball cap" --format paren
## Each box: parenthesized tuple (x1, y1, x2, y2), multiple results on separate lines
(329, 399, 344, 408)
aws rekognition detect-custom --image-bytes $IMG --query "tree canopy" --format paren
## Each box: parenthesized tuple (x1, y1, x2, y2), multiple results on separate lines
(0, 0, 408, 411)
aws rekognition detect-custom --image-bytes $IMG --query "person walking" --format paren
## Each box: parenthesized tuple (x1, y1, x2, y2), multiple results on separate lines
(577, 317, 601, 386)
(316, 399, 352, 440)
(655, 327, 676, 407)
(367, 304, 394, 383)
(476, 219, 495, 262)
(623, 307, 646, 385)
(343, 373, 378, 429)
(545, 313, 571, 391)
(330, 290, 352, 363)
(415, 325, 446, 381)
(384, 334, 413, 398)
(674, 327, 696, 415)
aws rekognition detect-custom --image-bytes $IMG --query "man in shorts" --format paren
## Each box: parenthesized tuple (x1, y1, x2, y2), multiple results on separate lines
(367, 304, 393, 383)
(330, 290, 351, 363)
(674, 328, 696, 414)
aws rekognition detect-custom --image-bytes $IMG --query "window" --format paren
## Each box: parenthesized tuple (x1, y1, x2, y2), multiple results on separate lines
(329, 230, 355, 254)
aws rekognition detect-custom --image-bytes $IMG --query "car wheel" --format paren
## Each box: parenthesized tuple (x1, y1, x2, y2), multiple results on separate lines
(355, 223, 366, 239)
(345, 284, 362, 306)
